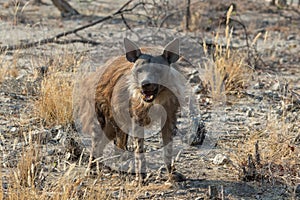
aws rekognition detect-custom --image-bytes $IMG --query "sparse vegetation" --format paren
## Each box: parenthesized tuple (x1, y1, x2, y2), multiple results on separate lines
(202, 5, 252, 101)
(232, 112, 300, 186)
(34, 53, 84, 126)
(0, 52, 20, 84)
(0, 0, 299, 199)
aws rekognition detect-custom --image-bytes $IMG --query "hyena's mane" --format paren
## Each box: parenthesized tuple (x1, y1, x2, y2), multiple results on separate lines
(94, 56, 133, 120)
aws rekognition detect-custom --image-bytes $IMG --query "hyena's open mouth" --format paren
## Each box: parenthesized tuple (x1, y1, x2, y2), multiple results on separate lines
(141, 83, 159, 103)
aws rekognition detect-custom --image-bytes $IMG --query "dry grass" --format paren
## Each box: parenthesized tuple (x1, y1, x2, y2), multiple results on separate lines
(0, 52, 20, 84)
(34, 52, 84, 126)
(232, 113, 300, 185)
(2, 142, 172, 199)
(202, 5, 299, 187)
(5, 146, 42, 200)
(202, 5, 252, 101)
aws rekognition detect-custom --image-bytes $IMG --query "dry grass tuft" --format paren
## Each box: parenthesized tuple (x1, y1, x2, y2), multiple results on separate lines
(4, 144, 42, 200)
(232, 113, 300, 185)
(202, 5, 252, 101)
(3, 152, 172, 200)
(0, 52, 20, 84)
(34, 53, 84, 126)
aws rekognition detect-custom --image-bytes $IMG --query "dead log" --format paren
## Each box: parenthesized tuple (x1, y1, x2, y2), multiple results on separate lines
(51, 0, 80, 17)
(185, 0, 191, 31)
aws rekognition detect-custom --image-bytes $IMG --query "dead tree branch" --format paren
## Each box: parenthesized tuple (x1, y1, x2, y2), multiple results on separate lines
(51, 0, 80, 17)
(185, 0, 191, 31)
(0, 0, 143, 53)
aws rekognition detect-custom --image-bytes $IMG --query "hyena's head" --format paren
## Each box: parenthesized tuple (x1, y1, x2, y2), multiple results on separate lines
(124, 38, 179, 103)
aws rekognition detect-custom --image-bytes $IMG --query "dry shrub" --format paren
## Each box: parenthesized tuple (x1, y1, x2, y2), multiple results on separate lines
(4, 157, 171, 200)
(0, 52, 20, 84)
(35, 53, 84, 126)
(4, 145, 42, 200)
(202, 5, 252, 101)
(232, 114, 300, 185)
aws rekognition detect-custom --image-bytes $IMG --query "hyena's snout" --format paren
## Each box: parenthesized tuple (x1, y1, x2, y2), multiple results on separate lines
(140, 81, 159, 103)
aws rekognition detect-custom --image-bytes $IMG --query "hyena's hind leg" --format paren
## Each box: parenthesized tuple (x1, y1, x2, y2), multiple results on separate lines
(87, 125, 128, 175)
(86, 104, 117, 174)
(115, 129, 128, 151)
(86, 128, 111, 175)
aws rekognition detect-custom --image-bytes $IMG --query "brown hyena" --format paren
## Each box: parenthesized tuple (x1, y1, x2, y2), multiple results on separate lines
(76, 38, 186, 182)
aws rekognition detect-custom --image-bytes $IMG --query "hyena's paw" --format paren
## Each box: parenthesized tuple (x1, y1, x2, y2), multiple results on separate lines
(85, 161, 112, 177)
(168, 171, 186, 182)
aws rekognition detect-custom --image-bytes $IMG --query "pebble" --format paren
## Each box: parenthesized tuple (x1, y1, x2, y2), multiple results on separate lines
(287, 34, 296, 40)
(271, 82, 281, 91)
(175, 190, 187, 195)
(190, 74, 201, 84)
(47, 149, 55, 155)
(144, 191, 150, 197)
(10, 127, 17, 132)
(246, 109, 254, 117)
(111, 190, 119, 198)
(253, 82, 264, 89)
(212, 154, 229, 165)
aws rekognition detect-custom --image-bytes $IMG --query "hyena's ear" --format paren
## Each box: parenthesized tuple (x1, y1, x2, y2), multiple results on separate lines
(124, 38, 141, 63)
(162, 38, 180, 64)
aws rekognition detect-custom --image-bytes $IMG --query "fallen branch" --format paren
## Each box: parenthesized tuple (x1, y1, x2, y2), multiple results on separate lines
(121, 13, 133, 31)
(52, 39, 100, 45)
(0, 0, 143, 53)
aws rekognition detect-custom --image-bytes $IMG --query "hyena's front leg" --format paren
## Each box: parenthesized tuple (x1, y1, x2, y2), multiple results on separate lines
(86, 130, 110, 175)
(162, 118, 186, 182)
(132, 121, 146, 183)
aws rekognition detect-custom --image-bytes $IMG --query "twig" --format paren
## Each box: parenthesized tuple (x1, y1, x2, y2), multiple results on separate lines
(121, 13, 132, 31)
(255, 140, 260, 166)
(0, 0, 143, 53)
(185, 0, 191, 31)
(52, 39, 100, 45)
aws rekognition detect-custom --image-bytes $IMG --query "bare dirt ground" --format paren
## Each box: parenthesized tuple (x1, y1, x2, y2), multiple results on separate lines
(0, 0, 299, 199)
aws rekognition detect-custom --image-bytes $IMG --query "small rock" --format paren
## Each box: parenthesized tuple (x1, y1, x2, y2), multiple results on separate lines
(10, 127, 17, 132)
(189, 74, 201, 84)
(255, 95, 263, 101)
(287, 34, 296, 40)
(194, 84, 203, 94)
(246, 109, 254, 117)
(294, 134, 300, 145)
(144, 191, 150, 197)
(213, 154, 229, 165)
(272, 82, 281, 91)
(47, 149, 55, 155)
(52, 130, 63, 141)
(241, 107, 248, 112)
(112, 190, 119, 198)
(175, 190, 187, 195)
(253, 82, 264, 89)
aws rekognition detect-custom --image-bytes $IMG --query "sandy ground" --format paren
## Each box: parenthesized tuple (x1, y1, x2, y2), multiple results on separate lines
(0, 0, 299, 199)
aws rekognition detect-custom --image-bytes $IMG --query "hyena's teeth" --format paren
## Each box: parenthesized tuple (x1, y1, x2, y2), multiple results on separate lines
(144, 95, 154, 101)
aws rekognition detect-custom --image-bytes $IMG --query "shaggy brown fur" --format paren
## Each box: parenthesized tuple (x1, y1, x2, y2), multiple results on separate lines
(75, 38, 185, 182)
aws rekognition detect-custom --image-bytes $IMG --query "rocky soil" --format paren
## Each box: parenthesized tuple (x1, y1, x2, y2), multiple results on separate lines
(0, 0, 299, 199)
